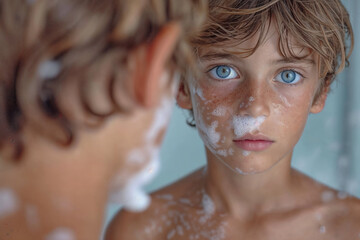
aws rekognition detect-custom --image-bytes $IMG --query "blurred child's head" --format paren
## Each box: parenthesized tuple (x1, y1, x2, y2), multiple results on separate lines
(177, 0, 353, 175)
(0, 0, 207, 210)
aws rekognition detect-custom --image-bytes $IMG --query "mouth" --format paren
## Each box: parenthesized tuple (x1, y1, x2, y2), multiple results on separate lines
(233, 133, 274, 152)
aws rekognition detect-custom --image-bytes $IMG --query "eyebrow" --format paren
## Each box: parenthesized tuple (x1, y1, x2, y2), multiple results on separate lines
(272, 57, 316, 66)
(199, 53, 240, 62)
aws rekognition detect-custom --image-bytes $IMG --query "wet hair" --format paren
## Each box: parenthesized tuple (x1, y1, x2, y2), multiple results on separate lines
(0, 0, 207, 159)
(185, 0, 354, 127)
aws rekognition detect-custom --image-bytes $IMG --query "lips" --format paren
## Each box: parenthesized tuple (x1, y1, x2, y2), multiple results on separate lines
(233, 133, 274, 151)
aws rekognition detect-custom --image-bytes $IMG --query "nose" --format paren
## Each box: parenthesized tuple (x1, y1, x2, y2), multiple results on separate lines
(237, 80, 270, 118)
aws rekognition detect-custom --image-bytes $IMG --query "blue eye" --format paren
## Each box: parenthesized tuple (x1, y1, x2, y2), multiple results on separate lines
(209, 65, 238, 80)
(274, 70, 302, 84)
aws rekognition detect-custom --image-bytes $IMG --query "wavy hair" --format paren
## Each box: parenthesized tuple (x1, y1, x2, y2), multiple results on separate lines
(0, 0, 207, 159)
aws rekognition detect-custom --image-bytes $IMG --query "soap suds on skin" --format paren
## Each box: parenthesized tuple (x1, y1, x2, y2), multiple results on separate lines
(242, 151, 250, 156)
(0, 189, 19, 219)
(109, 97, 173, 212)
(232, 115, 266, 137)
(279, 95, 291, 107)
(45, 228, 75, 240)
(212, 106, 227, 117)
(199, 192, 215, 224)
(109, 149, 160, 212)
(25, 205, 40, 230)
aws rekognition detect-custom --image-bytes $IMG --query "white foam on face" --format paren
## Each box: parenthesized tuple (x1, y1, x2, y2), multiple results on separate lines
(0, 189, 19, 219)
(196, 88, 206, 101)
(228, 148, 234, 156)
(45, 228, 75, 240)
(207, 121, 220, 146)
(109, 97, 173, 212)
(279, 95, 291, 107)
(319, 225, 326, 234)
(232, 115, 266, 138)
(217, 149, 228, 157)
(212, 106, 227, 117)
(38, 60, 62, 79)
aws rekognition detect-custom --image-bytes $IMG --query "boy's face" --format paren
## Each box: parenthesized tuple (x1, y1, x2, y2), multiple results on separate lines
(178, 22, 328, 174)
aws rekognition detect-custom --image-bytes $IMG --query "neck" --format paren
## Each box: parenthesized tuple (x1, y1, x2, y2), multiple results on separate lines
(204, 148, 297, 218)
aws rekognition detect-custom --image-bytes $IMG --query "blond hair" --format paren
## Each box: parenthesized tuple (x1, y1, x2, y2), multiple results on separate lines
(193, 0, 353, 84)
(0, 0, 207, 158)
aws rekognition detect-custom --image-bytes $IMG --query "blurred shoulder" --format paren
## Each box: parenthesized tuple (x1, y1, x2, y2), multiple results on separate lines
(105, 167, 206, 240)
(323, 194, 360, 239)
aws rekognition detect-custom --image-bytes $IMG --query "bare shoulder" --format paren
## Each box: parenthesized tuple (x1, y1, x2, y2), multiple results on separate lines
(323, 195, 360, 238)
(105, 167, 206, 240)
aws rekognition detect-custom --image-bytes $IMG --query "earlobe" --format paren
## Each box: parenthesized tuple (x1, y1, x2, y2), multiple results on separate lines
(310, 85, 329, 114)
(129, 22, 181, 108)
(176, 80, 193, 110)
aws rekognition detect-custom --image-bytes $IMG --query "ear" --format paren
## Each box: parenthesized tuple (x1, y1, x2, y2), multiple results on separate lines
(129, 22, 181, 108)
(176, 79, 193, 110)
(310, 84, 329, 114)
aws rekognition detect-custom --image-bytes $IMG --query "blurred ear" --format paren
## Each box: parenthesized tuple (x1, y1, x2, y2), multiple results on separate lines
(310, 84, 329, 114)
(176, 79, 193, 110)
(129, 22, 180, 108)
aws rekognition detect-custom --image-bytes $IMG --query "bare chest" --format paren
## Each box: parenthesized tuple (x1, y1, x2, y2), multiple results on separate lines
(156, 209, 357, 240)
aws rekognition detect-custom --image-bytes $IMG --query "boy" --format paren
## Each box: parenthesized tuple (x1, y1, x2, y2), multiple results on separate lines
(0, 0, 206, 239)
(107, 0, 360, 239)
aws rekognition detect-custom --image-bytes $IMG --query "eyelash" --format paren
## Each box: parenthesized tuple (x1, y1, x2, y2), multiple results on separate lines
(207, 65, 239, 81)
(274, 69, 305, 86)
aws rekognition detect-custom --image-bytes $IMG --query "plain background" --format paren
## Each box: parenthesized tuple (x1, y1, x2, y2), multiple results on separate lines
(104, 0, 360, 234)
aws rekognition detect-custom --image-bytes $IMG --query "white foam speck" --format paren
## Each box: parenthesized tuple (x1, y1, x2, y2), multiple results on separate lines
(319, 225, 326, 234)
(337, 191, 348, 200)
(217, 150, 227, 157)
(279, 95, 291, 107)
(156, 194, 174, 201)
(249, 97, 255, 102)
(146, 98, 173, 142)
(38, 60, 62, 79)
(321, 191, 335, 203)
(45, 228, 75, 240)
(0, 189, 19, 219)
(167, 229, 176, 239)
(109, 154, 160, 211)
(242, 151, 250, 156)
(199, 192, 215, 224)
(25, 205, 40, 230)
(202, 193, 215, 215)
(235, 167, 255, 175)
(212, 106, 227, 117)
(232, 115, 266, 137)
(196, 88, 206, 101)
(228, 148, 234, 156)
(176, 225, 184, 235)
